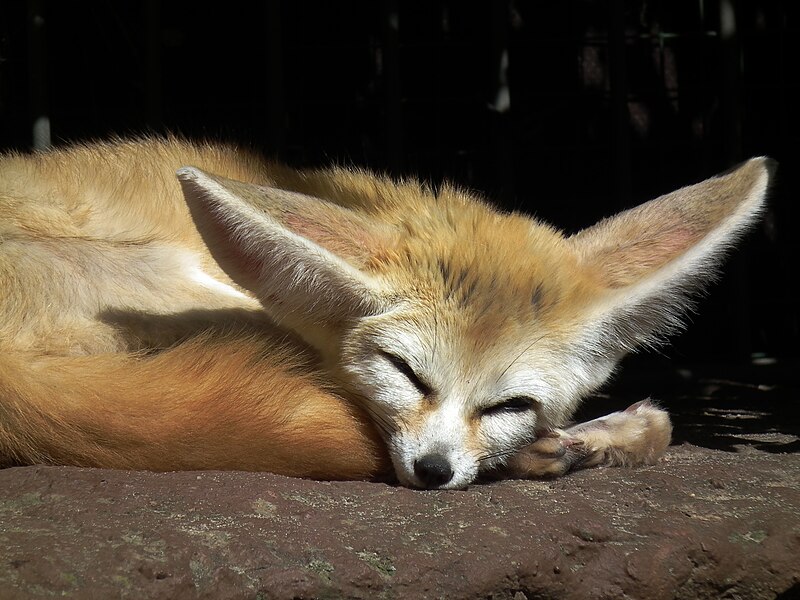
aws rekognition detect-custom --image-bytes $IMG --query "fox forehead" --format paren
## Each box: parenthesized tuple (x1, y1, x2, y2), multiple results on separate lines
(398, 314, 556, 397)
(360, 186, 599, 340)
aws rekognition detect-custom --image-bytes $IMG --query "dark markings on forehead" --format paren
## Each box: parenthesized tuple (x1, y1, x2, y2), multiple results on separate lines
(437, 258, 450, 283)
(531, 283, 544, 309)
(437, 258, 471, 302)
(435, 258, 501, 319)
(435, 256, 554, 324)
(452, 268, 469, 297)
(459, 279, 479, 309)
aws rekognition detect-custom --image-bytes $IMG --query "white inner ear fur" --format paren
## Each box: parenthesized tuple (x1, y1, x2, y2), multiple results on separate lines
(576, 158, 770, 352)
(176, 166, 388, 327)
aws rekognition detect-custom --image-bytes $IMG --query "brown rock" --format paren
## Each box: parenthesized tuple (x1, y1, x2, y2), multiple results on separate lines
(0, 443, 797, 600)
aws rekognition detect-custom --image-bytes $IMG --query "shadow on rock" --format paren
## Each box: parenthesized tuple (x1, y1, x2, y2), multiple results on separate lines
(577, 358, 800, 455)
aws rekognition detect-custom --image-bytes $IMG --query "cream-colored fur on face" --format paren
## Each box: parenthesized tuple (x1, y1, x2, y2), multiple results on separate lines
(0, 137, 772, 488)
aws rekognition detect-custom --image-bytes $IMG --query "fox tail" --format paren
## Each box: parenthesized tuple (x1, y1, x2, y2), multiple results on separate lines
(0, 335, 388, 479)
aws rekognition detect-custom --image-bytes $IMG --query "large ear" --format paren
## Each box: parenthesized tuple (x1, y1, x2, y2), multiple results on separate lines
(568, 157, 774, 352)
(176, 166, 394, 323)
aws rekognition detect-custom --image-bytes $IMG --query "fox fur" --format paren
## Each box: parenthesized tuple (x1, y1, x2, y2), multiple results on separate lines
(0, 138, 771, 488)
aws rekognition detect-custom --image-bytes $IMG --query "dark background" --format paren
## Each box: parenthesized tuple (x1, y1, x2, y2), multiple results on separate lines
(1, 0, 798, 372)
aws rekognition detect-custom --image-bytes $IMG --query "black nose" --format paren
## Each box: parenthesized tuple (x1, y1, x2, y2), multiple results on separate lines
(414, 453, 454, 488)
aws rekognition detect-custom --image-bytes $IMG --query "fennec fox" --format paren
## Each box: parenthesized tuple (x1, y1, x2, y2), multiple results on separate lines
(0, 138, 771, 489)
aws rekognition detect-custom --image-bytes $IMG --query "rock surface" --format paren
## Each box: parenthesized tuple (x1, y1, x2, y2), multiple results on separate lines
(1, 364, 798, 599)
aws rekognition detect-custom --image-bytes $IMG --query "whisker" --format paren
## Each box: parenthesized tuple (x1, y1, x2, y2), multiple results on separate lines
(323, 370, 415, 438)
(361, 404, 396, 437)
(477, 448, 518, 463)
(495, 334, 549, 383)
(477, 431, 539, 464)
(348, 391, 401, 438)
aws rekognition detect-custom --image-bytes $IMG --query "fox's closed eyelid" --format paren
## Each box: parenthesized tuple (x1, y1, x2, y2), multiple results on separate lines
(379, 350, 432, 396)
(480, 396, 538, 417)
(378, 350, 433, 396)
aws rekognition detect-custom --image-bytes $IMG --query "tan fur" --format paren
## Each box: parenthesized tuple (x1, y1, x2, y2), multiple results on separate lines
(0, 138, 771, 487)
(506, 400, 673, 478)
(0, 334, 389, 478)
(0, 139, 382, 477)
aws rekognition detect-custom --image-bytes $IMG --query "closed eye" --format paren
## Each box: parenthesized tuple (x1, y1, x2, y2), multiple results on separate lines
(380, 351, 432, 396)
(481, 396, 537, 417)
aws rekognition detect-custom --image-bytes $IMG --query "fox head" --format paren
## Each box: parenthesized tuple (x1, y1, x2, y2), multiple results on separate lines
(177, 158, 772, 489)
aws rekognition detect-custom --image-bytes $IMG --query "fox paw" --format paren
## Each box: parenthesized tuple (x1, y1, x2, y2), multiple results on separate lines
(505, 399, 672, 479)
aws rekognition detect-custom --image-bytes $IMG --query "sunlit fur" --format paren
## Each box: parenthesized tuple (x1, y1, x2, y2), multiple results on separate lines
(505, 400, 673, 478)
(0, 137, 771, 488)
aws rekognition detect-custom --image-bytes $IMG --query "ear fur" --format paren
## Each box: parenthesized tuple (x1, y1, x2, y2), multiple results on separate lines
(568, 157, 774, 352)
(177, 167, 391, 324)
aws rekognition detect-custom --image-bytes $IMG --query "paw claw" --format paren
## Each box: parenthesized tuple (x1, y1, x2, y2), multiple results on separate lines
(625, 399, 649, 413)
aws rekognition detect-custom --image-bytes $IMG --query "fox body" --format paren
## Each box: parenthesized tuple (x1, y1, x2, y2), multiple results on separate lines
(0, 138, 770, 488)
